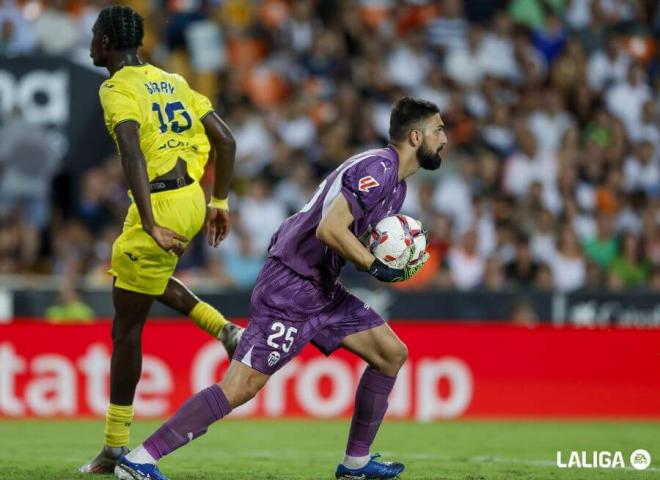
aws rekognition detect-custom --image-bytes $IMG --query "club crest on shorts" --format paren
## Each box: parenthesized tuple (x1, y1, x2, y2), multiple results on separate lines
(358, 176, 380, 192)
(268, 351, 281, 367)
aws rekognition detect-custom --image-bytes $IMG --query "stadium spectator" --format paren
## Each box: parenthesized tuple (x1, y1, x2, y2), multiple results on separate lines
(533, 263, 554, 290)
(480, 11, 518, 81)
(529, 208, 557, 264)
(45, 279, 95, 324)
(447, 228, 485, 290)
(432, 153, 475, 233)
(230, 103, 275, 178)
(0, 109, 60, 231)
(551, 38, 587, 95)
(605, 63, 652, 137)
(503, 128, 557, 201)
(623, 141, 659, 196)
(273, 158, 318, 215)
(482, 101, 515, 155)
(608, 232, 649, 288)
(630, 100, 659, 148)
(510, 297, 539, 326)
(527, 89, 574, 154)
(584, 260, 605, 290)
(75, 167, 119, 235)
(586, 35, 630, 90)
(444, 27, 488, 87)
(482, 255, 508, 291)
(531, 13, 567, 67)
(550, 226, 586, 292)
(387, 31, 431, 89)
(506, 234, 539, 287)
(206, 212, 263, 289)
(427, 0, 468, 51)
(648, 265, 660, 292)
(0, 209, 38, 274)
(33, 0, 79, 55)
(583, 212, 619, 268)
(0, 0, 35, 56)
(238, 177, 287, 255)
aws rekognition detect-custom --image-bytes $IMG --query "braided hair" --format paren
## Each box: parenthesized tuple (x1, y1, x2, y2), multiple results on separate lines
(96, 6, 144, 50)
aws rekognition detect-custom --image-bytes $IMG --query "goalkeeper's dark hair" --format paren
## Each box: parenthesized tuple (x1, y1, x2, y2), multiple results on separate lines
(96, 6, 144, 50)
(389, 97, 440, 143)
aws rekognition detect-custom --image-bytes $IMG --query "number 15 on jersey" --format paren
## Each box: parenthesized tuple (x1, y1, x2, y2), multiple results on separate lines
(152, 101, 192, 133)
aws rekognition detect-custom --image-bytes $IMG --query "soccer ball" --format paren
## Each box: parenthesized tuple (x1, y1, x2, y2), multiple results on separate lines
(369, 215, 427, 269)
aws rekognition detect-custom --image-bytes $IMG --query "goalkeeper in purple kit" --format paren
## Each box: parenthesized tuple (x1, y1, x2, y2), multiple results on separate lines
(116, 97, 447, 480)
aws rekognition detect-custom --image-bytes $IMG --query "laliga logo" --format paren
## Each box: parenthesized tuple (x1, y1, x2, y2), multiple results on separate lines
(556, 449, 651, 470)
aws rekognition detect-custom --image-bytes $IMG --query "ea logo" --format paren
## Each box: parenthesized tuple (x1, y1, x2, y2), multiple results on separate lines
(629, 449, 651, 470)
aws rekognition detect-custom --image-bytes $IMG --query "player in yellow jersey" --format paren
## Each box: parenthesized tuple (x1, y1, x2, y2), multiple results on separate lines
(79, 6, 242, 474)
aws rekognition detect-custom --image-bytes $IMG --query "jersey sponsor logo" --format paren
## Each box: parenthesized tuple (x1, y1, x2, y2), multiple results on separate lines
(157, 139, 196, 151)
(358, 176, 380, 192)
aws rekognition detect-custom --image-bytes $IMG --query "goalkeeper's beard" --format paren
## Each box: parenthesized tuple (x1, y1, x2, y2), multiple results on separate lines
(417, 139, 443, 170)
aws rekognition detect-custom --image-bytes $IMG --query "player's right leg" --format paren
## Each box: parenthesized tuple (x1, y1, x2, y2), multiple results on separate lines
(335, 324, 408, 479)
(157, 277, 243, 357)
(115, 361, 268, 480)
(79, 285, 154, 474)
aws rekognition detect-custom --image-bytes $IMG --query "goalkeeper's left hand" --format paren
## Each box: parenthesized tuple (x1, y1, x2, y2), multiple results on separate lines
(368, 246, 430, 283)
(404, 251, 430, 279)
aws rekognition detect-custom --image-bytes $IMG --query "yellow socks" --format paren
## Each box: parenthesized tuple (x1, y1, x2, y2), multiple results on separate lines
(103, 304, 226, 448)
(190, 301, 228, 338)
(104, 403, 134, 447)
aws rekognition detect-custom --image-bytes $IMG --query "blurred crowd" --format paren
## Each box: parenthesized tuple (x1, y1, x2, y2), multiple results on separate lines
(0, 0, 659, 295)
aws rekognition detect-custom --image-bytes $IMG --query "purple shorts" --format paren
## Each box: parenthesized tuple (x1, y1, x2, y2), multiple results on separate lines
(233, 258, 384, 375)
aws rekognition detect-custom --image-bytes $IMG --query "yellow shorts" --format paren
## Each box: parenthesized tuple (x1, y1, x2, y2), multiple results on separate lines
(110, 182, 206, 295)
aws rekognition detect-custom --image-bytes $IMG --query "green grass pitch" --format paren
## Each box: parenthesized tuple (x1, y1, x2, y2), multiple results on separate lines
(0, 419, 658, 479)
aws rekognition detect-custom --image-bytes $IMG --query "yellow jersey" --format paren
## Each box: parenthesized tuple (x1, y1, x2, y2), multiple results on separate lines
(99, 64, 213, 182)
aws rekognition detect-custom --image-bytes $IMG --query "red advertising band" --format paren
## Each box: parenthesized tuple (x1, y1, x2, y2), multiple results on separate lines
(1, 321, 658, 419)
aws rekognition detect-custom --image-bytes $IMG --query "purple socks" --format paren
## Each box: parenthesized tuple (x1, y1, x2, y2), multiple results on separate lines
(144, 384, 232, 461)
(346, 367, 397, 457)
(140, 369, 395, 462)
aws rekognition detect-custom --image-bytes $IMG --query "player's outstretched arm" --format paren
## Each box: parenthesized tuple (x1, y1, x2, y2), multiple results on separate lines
(202, 112, 236, 247)
(316, 195, 377, 270)
(115, 121, 188, 256)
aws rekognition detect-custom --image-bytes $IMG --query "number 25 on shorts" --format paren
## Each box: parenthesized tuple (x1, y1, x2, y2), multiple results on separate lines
(267, 322, 298, 353)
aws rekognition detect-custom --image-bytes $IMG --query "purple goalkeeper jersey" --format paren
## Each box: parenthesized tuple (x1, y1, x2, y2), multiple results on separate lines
(268, 146, 407, 292)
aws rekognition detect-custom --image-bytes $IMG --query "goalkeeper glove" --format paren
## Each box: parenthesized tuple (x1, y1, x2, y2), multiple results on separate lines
(368, 246, 430, 283)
